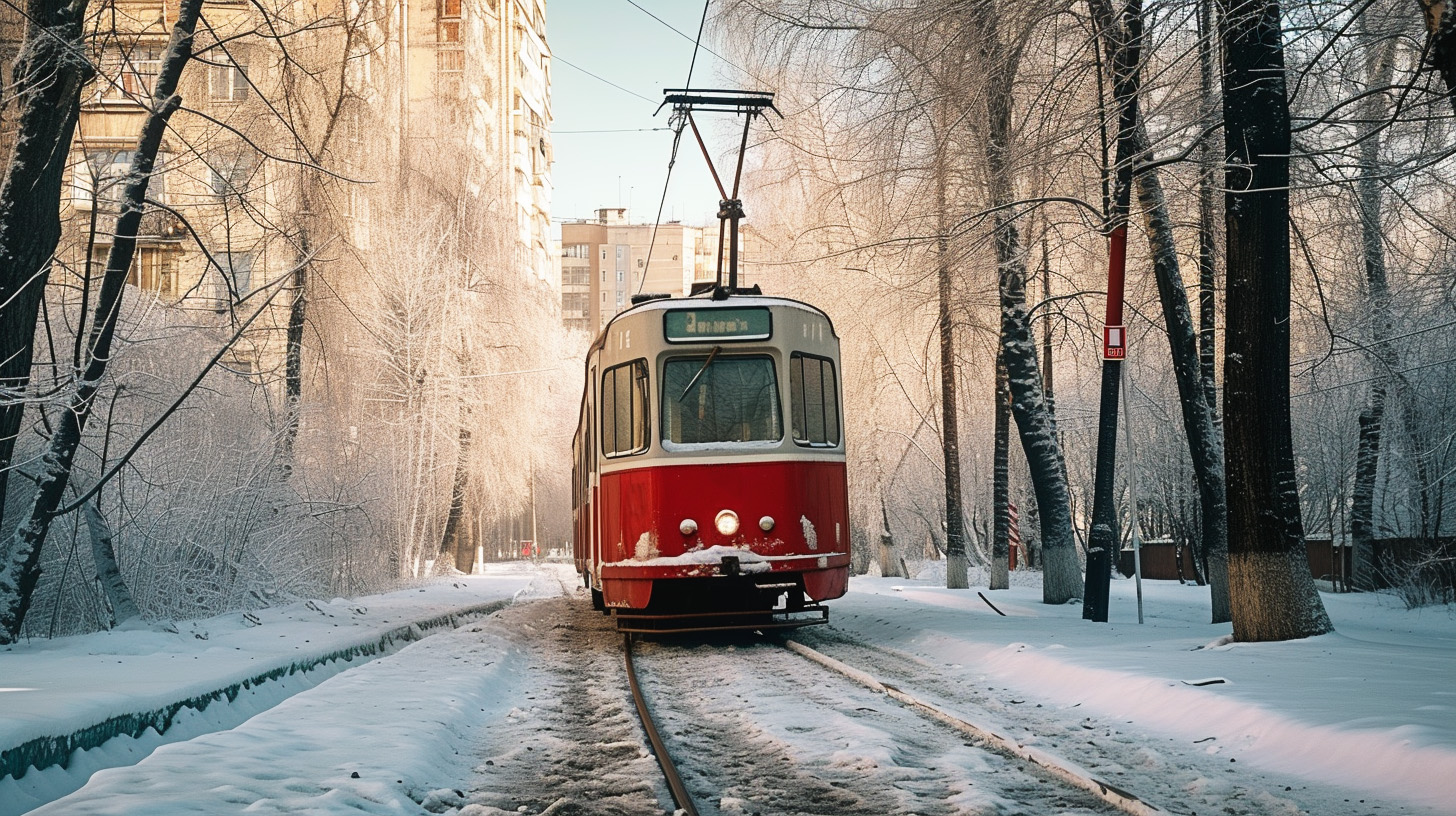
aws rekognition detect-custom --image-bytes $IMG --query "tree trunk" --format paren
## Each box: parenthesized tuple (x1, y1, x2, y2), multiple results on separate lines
(1220, 0, 1333, 641)
(1417, 0, 1456, 114)
(991, 349, 1010, 589)
(0, 0, 203, 643)
(1197, 0, 1220, 415)
(879, 495, 906, 578)
(1132, 150, 1232, 623)
(1197, 0, 1231, 622)
(980, 30, 1080, 604)
(0, 0, 95, 534)
(278, 169, 314, 470)
(937, 152, 968, 589)
(1351, 19, 1399, 590)
(441, 425, 474, 573)
(83, 499, 141, 626)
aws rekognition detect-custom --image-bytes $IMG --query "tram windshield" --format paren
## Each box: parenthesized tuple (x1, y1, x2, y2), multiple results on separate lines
(661, 355, 782, 446)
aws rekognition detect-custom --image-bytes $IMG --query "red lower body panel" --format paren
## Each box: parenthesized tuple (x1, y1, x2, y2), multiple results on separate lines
(594, 459, 850, 611)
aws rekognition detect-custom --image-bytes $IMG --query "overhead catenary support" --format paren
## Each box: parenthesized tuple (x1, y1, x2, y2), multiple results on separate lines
(662, 88, 779, 296)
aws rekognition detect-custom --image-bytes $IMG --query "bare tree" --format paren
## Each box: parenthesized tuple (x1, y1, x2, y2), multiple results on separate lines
(0, 0, 96, 535)
(0, 0, 204, 642)
(1221, 0, 1333, 641)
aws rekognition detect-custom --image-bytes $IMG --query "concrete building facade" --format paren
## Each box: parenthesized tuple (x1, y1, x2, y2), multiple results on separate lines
(56, 0, 554, 381)
(559, 208, 760, 335)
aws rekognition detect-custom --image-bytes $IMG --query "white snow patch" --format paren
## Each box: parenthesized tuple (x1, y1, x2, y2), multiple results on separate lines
(800, 515, 818, 550)
(607, 544, 772, 573)
(633, 531, 659, 561)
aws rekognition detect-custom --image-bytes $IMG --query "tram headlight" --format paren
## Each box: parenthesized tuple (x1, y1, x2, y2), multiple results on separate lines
(759, 515, 775, 532)
(715, 509, 740, 536)
(679, 518, 698, 536)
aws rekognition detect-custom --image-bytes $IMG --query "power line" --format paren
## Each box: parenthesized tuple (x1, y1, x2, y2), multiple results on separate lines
(554, 55, 657, 104)
(621, 0, 765, 86)
(555, 127, 671, 134)
(1293, 353, 1456, 398)
(635, 1, 708, 295)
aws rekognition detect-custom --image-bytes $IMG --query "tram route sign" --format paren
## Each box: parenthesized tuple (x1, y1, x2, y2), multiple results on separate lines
(664, 307, 772, 343)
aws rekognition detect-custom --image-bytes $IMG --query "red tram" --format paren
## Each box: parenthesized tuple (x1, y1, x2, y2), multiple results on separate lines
(571, 292, 850, 632)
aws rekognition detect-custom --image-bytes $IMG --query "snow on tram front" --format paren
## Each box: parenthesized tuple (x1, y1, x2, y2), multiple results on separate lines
(570, 292, 850, 633)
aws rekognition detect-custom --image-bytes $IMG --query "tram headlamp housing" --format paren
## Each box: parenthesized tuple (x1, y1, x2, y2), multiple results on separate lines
(715, 509, 740, 536)
(679, 518, 698, 536)
(759, 515, 775, 532)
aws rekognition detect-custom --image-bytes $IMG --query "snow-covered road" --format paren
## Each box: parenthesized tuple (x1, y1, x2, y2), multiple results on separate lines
(6, 562, 1454, 815)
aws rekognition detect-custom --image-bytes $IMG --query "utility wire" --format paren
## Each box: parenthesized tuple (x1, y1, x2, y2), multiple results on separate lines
(555, 127, 671, 134)
(635, 0, 710, 295)
(554, 55, 657, 104)
(622, 0, 764, 85)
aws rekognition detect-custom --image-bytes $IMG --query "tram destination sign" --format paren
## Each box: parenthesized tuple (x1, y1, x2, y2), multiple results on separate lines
(664, 307, 772, 342)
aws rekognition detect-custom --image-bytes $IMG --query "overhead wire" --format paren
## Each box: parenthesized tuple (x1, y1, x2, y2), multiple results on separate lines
(622, 0, 765, 86)
(635, 0, 711, 295)
(554, 54, 657, 104)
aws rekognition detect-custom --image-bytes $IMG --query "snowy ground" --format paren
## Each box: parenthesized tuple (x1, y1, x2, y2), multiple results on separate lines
(2, 561, 1452, 815)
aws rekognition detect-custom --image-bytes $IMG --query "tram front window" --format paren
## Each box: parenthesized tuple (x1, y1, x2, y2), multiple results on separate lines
(662, 355, 782, 445)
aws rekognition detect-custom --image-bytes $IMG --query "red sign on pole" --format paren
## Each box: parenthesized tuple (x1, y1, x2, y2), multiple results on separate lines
(1102, 325, 1126, 360)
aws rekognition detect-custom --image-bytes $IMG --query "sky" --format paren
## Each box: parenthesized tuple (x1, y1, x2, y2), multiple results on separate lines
(547, 0, 765, 229)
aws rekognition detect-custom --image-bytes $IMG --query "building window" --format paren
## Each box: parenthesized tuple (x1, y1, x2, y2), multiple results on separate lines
(562, 292, 588, 316)
(601, 359, 649, 457)
(209, 149, 255, 198)
(211, 251, 254, 309)
(616, 269, 623, 283)
(74, 150, 167, 209)
(437, 0, 462, 70)
(208, 56, 249, 102)
(563, 243, 589, 259)
(97, 45, 163, 102)
(790, 353, 841, 447)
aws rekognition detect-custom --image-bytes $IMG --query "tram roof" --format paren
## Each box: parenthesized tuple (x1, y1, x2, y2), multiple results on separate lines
(587, 292, 837, 356)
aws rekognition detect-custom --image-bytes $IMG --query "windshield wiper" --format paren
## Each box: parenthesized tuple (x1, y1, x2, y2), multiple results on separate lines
(678, 346, 722, 401)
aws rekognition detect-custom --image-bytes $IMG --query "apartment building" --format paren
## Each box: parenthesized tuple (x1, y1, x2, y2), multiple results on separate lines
(56, 0, 553, 377)
(559, 208, 765, 334)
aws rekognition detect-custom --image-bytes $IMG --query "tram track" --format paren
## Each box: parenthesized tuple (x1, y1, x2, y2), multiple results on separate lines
(468, 591, 1362, 815)
(624, 631, 1133, 816)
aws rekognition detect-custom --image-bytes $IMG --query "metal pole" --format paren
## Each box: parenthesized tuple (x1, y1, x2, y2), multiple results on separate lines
(1122, 362, 1143, 624)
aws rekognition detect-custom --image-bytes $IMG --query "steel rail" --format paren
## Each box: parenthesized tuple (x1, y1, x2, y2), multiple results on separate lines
(783, 639, 1169, 816)
(623, 634, 700, 816)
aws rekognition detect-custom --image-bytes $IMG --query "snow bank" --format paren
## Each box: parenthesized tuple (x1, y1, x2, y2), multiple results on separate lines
(20, 612, 526, 815)
(833, 572, 1456, 813)
(0, 565, 547, 814)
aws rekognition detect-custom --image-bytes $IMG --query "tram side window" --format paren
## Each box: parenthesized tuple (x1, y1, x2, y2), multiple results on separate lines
(790, 353, 840, 447)
(602, 359, 649, 457)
